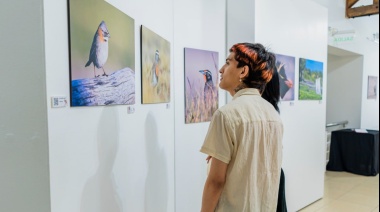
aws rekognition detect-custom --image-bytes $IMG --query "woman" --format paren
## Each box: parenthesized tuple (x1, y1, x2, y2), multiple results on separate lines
(200, 43, 283, 212)
(262, 67, 288, 212)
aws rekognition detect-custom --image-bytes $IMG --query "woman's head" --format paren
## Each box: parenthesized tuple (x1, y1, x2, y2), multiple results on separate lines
(219, 43, 276, 95)
(261, 66, 280, 113)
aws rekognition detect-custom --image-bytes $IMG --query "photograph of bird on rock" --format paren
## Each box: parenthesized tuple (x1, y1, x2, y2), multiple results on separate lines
(141, 25, 171, 104)
(67, 0, 135, 107)
(185, 48, 219, 124)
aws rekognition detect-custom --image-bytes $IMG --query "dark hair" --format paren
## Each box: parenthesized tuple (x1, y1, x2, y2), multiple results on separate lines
(230, 43, 276, 92)
(261, 66, 280, 113)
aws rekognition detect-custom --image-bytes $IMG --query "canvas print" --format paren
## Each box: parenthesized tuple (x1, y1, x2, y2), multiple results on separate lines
(68, 0, 135, 106)
(141, 26, 171, 104)
(367, 76, 378, 99)
(185, 48, 219, 124)
(299, 58, 323, 100)
(275, 54, 295, 101)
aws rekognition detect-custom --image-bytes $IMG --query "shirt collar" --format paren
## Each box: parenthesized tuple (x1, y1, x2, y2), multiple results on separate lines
(233, 88, 261, 100)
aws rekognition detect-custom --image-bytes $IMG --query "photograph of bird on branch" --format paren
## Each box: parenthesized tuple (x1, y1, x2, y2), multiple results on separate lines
(299, 58, 323, 100)
(68, 0, 135, 106)
(141, 26, 171, 104)
(184, 48, 219, 124)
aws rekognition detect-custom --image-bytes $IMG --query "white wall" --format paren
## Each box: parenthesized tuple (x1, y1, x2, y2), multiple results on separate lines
(0, 1, 51, 212)
(44, 0, 175, 211)
(228, 0, 328, 211)
(44, 0, 226, 211)
(256, 1, 328, 210)
(255, 1, 328, 210)
(173, 1, 227, 212)
(327, 51, 363, 128)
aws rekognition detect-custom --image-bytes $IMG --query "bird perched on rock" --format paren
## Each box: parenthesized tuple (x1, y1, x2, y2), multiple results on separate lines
(199, 70, 216, 109)
(151, 50, 160, 86)
(85, 21, 110, 78)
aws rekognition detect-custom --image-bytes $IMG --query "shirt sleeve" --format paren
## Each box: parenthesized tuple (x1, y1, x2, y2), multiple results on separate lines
(200, 110, 234, 164)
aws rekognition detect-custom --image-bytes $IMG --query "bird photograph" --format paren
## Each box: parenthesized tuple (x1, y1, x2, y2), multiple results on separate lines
(67, 0, 135, 106)
(141, 25, 171, 104)
(184, 48, 219, 124)
(275, 54, 296, 101)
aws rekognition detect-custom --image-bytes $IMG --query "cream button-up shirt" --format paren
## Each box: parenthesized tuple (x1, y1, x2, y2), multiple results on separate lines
(200, 88, 283, 212)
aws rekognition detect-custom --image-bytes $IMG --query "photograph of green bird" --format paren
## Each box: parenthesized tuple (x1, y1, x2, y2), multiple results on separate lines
(185, 48, 219, 124)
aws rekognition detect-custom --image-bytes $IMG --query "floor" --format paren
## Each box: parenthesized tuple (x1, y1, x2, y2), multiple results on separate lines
(299, 171, 379, 212)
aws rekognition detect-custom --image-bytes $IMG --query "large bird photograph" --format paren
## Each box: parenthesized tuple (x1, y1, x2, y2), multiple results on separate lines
(275, 54, 295, 101)
(141, 26, 171, 104)
(68, 0, 135, 106)
(299, 58, 324, 100)
(184, 48, 219, 124)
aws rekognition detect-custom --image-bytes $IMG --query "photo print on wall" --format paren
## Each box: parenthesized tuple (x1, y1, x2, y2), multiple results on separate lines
(367, 76, 378, 99)
(275, 54, 295, 101)
(141, 25, 171, 104)
(184, 48, 219, 124)
(299, 58, 323, 100)
(68, 0, 135, 106)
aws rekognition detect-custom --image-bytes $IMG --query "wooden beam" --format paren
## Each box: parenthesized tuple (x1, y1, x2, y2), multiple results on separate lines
(347, 0, 360, 9)
(347, 4, 379, 18)
(374, 0, 379, 5)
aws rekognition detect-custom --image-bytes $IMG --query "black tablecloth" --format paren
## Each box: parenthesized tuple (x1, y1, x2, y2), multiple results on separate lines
(327, 129, 379, 176)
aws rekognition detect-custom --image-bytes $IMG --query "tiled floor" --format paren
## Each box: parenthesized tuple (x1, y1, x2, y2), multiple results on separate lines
(299, 171, 379, 212)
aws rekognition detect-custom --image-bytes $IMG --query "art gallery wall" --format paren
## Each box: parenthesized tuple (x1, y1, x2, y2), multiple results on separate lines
(44, 0, 226, 211)
(173, 1, 227, 211)
(0, 1, 51, 212)
(326, 47, 363, 129)
(227, 0, 328, 211)
(44, 0, 176, 211)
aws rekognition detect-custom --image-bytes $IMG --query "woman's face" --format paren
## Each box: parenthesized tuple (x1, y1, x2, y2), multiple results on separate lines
(219, 52, 244, 96)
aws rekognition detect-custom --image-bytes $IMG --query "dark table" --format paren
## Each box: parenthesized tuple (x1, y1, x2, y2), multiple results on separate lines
(327, 129, 379, 176)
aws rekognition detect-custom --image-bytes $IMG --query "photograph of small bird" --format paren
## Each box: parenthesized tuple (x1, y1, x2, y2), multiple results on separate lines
(184, 48, 219, 123)
(151, 50, 160, 86)
(141, 26, 170, 104)
(85, 20, 111, 78)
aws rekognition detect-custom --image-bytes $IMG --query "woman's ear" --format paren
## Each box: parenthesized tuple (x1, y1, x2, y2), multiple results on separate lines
(240, 65, 249, 78)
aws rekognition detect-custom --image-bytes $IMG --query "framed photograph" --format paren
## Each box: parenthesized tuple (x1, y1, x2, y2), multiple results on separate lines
(67, 0, 135, 106)
(367, 76, 378, 99)
(299, 58, 323, 100)
(275, 54, 295, 101)
(184, 48, 219, 124)
(141, 26, 171, 104)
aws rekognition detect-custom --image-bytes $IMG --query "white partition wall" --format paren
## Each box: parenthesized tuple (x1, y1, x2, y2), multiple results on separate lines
(173, 1, 227, 211)
(255, 1, 328, 211)
(44, 0, 175, 211)
(227, 0, 328, 211)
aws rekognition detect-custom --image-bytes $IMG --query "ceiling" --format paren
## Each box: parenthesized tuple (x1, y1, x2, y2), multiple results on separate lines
(311, 0, 379, 39)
